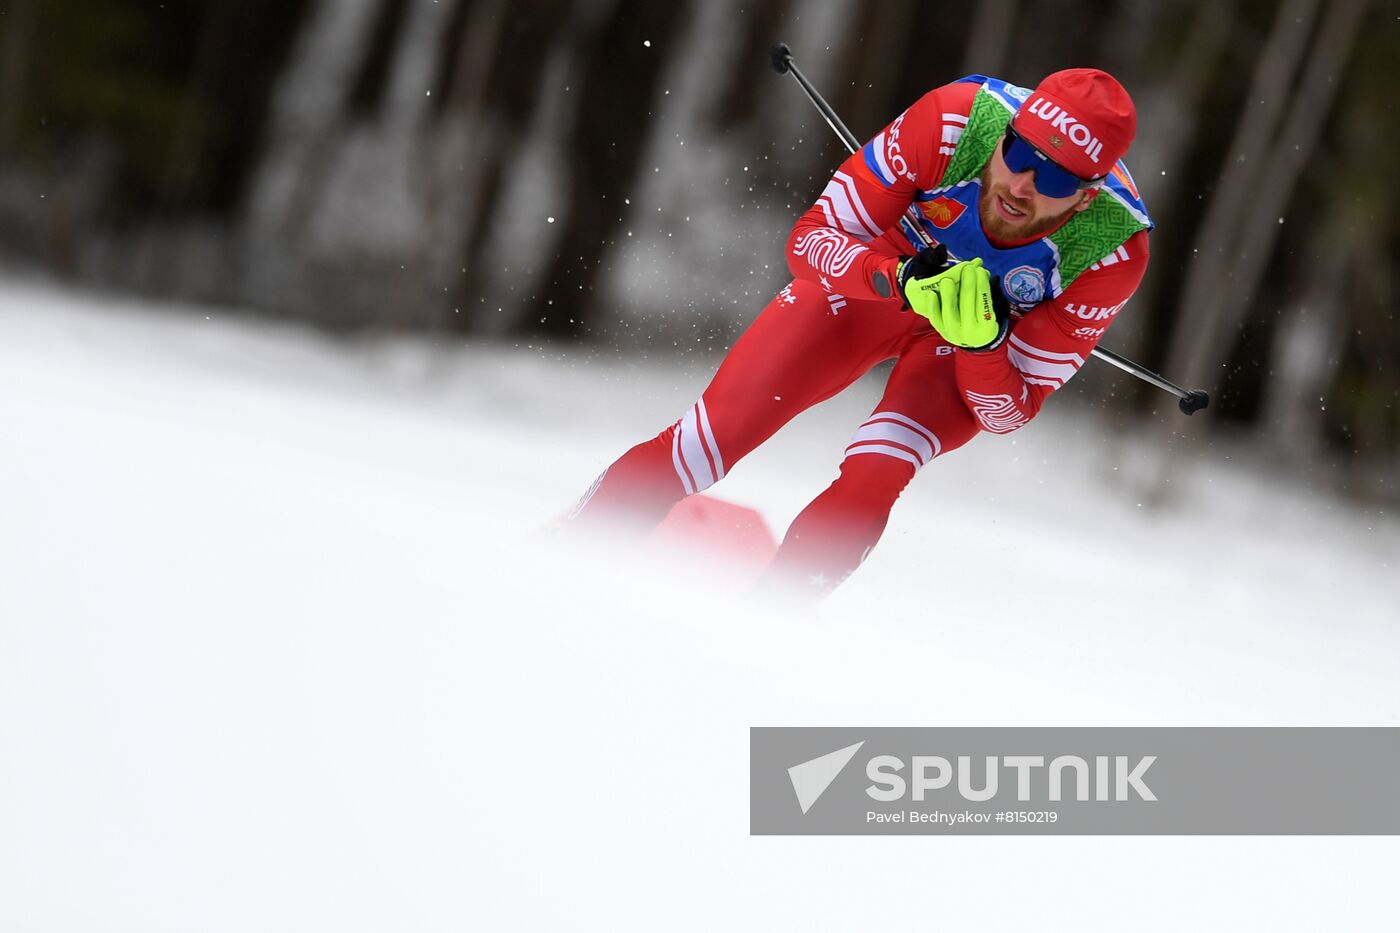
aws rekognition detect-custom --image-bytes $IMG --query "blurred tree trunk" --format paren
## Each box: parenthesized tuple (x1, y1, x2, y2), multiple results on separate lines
(321, 0, 455, 330)
(1158, 0, 1319, 403)
(1343, 234, 1399, 499)
(450, 0, 571, 334)
(130, 1, 239, 295)
(156, 2, 237, 211)
(1195, 0, 1366, 337)
(961, 0, 1017, 77)
(583, 0, 784, 345)
(586, 0, 872, 348)
(0, 0, 36, 154)
(1131, 0, 1318, 503)
(839, 0, 921, 128)
(1259, 219, 1351, 466)
(430, 0, 511, 301)
(240, 0, 382, 311)
(1105, 0, 1236, 364)
(1144, 0, 1366, 502)
(528, 0, 692, 337)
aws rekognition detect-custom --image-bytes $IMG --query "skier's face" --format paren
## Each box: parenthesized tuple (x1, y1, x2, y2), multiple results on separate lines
(978, 139, 1096, 243)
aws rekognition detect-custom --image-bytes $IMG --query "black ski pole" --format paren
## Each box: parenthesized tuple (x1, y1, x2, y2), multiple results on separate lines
(770, 42, 1210, 416)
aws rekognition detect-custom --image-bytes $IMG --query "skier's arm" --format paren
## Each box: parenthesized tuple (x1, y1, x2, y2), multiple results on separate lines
(783, 86, 969, 301)
(953, 229, 1150, 433)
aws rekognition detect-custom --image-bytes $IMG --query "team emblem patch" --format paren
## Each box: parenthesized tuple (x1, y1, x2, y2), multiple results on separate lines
(919, 195, 966, 229)
(1110, 162, 1140, 200)
(1004, 265, 1045, 305)
(1004, 83, 1031, 102)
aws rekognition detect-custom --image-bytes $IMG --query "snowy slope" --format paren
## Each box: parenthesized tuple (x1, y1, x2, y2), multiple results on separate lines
(1, 276, 1396, 931)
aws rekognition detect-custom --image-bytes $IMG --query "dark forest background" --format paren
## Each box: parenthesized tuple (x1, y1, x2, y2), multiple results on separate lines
(1, 0, 1396, 502)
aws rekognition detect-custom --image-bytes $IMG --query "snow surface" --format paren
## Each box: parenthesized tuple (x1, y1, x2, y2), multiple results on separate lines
(1, 276, 1397, 931)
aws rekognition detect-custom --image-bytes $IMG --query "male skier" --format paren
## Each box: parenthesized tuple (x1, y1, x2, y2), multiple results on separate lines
(569, 68, 1151, 596)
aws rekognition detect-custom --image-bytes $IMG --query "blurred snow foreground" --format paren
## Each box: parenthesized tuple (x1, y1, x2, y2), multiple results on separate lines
(2, 276, 1397, 931)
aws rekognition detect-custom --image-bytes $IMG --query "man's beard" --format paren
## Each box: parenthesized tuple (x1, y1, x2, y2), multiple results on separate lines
(977, 166, 1077, 244)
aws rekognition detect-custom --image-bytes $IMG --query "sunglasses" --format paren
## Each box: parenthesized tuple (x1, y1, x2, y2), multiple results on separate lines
(1000, 126, 1102, 199)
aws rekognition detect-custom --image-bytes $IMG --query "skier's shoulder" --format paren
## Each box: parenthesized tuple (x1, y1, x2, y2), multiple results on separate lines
(1086, 226, 1151, 273)
(931, 78, 980, 117)
(1055, 227, 1151, 308)
(902, 79, 979, 129)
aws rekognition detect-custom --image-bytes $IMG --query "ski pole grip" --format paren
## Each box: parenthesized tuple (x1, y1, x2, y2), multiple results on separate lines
(1178, 389, 1210, 416)
(770, 43, 793, 74)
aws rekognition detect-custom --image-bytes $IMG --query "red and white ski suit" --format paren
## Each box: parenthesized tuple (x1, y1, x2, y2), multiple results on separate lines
(571, 80, 1149, 594)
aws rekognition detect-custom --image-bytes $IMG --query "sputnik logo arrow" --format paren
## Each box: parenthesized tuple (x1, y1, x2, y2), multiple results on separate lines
(787, 741, 865, 815)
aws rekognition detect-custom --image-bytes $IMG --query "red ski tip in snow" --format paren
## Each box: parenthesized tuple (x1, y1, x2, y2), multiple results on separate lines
(647, 494, 777, 583)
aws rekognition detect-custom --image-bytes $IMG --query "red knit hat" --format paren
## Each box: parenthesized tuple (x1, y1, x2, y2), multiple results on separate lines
(1011, 68, 1136, 180)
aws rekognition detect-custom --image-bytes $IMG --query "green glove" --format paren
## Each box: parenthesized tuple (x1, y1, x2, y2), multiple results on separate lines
(898, 256, 1008, 351)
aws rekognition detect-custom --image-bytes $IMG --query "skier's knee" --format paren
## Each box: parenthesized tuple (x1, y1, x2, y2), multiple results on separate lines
(670, 398, 727, 495)
(836, 410, 939, 502)
(843, 411, 943, 476)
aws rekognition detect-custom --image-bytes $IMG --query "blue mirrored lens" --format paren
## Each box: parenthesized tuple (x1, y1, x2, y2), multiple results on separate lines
(1001, 133, 1083, 199)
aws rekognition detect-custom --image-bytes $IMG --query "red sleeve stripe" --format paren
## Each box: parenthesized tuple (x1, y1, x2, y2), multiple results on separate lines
(671, 422, 700, 494)
(1007, 334, 1085, 390)
(845, 441, 924, 469)
(1088, 244, 1132, 271)
(845, 412, 943, 467)
(817, 171, 882, 240)
(671, 400, 726, 495)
